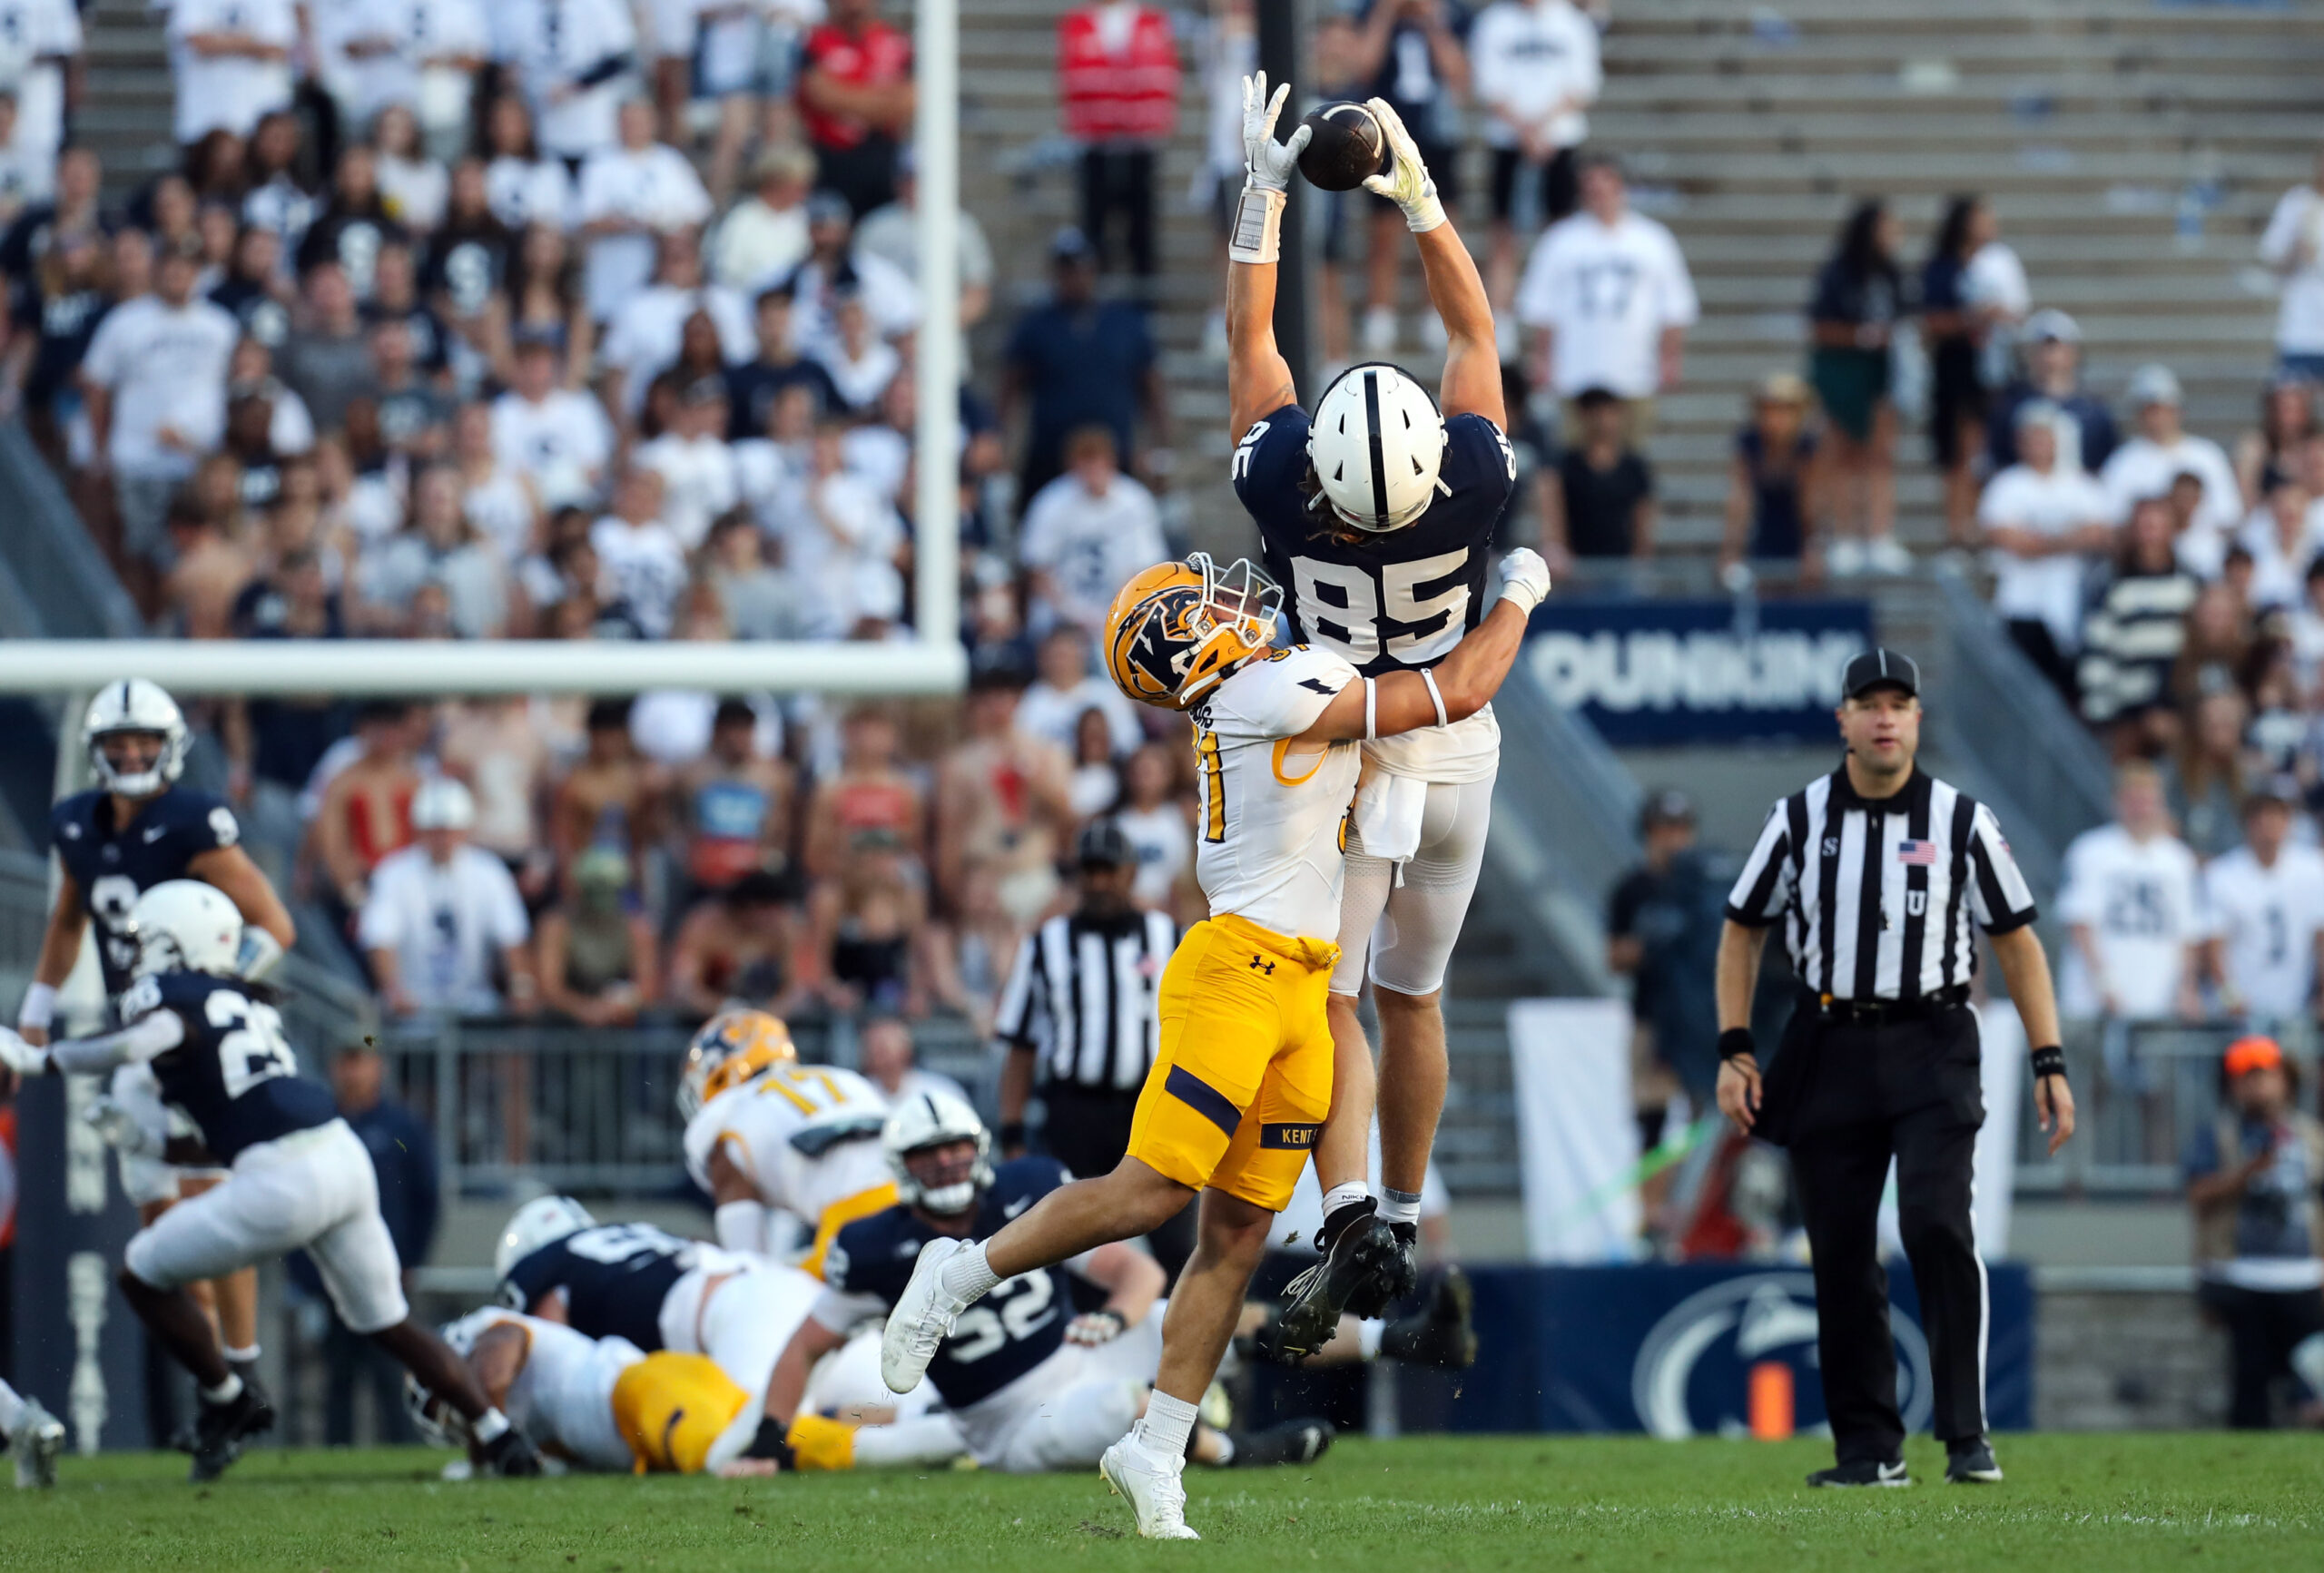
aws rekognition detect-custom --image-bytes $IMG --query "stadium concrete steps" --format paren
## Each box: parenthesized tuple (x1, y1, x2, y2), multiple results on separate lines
(78, 0, 178, 188)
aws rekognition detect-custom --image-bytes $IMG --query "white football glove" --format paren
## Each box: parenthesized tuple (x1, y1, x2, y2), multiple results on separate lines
(1497, 548, 1553, 615)
(0, 1024, 51, 1077)
(84, 1095, 163, 1157)
(1063, 1310, 1128, 1347)
(1361, 97, 1447, 233)
(1241, 72, 1311, 193)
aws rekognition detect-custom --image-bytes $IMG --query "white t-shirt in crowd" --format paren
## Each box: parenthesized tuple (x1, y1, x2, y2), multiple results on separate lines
(840, 423, 910, 502)
(633, 431, 739, 552)
(1965, 241, 2031, 317)
(490, 388, 614, 507)
(2236, 505, 2324, 613)
(1978, 460, 2108, 648)
(1516, 208, 1699, 399)
(168, 0, 299, 143)
(576, 143, 713, 321)
(1468, 0, 1599, 152)
(485, 155, 574, 231)
(2098, 433, 2242, 574)
(1018, 472, 1167, 634)
(2202, 843, 2324, 1022)
(768, 472, 903, 638)
(599, 281, 753, 411)
(310, 0, 417, 123)
(2260, 183, 2324, 356)
(815, 336, 901, 414)
(0, 0, 83, 155)
(2056, 823, 2207, 1019)
(1017, 674, 1144, 760)
(1114, 801, 1191, 909)
(779, 250, 919, 354)
(81, 293, 241, 476)
(358, 843, 531, 1015)
(497, 0, 637, 157)
(708, 197, 811, 293)
(590, 514, 690, 637)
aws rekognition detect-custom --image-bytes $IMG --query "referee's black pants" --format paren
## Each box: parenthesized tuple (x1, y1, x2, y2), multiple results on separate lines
(1039, 1084, 1197, 1284)
(1766, 1000, 1988, 1463)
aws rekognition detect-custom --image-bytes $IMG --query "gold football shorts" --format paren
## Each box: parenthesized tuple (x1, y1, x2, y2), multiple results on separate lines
(612, 1352, 752, 1474)
(1126, 912, 1340, 1212)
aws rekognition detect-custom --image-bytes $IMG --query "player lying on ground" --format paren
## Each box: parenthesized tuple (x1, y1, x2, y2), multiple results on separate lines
(20, 682, 299, 1423)
(0, 882, 540, 1482)
(1228, 77, 1525, 1358)
(677, 1008, 898, 1275)
(407, 1309, 964, 1476)
(880, 529, 1548, 1538)
(492, 1195, 862, 1468)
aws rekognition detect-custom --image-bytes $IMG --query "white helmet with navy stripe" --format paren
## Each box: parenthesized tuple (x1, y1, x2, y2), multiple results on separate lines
(128, 880, 242, 979)
(82, 678, 190, 798)
(882, 1088, 995, 1216)
(1306, 360, 1450, 533)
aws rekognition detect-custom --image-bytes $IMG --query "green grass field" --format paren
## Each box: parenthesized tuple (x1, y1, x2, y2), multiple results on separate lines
(8, 1434, 2322, 1572)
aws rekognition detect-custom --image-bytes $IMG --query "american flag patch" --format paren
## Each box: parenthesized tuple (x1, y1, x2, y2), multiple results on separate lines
(1896, 840, 1939, 866)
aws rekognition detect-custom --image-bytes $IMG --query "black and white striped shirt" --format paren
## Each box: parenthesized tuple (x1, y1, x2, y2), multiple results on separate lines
(1724, 768, 2038, 1000)
(993, 909, 1177, 1092)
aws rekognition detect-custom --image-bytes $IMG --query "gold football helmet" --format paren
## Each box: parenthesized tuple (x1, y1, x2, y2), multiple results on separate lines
(1104, 552, 1282, 711)
(677, 1008, 797, 1120)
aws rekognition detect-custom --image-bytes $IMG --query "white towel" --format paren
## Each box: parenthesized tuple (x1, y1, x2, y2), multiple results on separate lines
(1353, 769, 1428, 880)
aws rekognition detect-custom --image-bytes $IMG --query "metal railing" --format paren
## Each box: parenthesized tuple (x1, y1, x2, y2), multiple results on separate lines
(0, 419, 143, 640)
(2013, 1019, 2318, 1196)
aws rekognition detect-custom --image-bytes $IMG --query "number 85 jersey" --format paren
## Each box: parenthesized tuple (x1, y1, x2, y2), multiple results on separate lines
(1233, 400, 1516, 783)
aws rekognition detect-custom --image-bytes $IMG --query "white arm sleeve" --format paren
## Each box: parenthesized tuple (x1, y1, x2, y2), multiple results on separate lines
(48, 1010, 188, 1075)
(714, 1199, 771, 1255)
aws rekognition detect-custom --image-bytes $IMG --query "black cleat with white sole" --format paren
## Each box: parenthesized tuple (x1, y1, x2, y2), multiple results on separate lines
(1227, 1418, 1334, 1468)
(1945, 1438, 2003, 1483)
(188, 1381, 276, 1483)
(478, 1425, 546, 1478)
(1266, 1203, 1402, 1361)
(1379, 1265, 1477, 1369)
(1807, 1458, 1910, 1489)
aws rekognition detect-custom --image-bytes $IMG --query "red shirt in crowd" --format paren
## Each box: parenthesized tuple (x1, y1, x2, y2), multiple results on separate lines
(1058, 3, 1181, 143)
(799, 18, 915, 152)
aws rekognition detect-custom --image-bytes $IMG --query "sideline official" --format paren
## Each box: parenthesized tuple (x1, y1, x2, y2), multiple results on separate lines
(1715, 649, 2075, 1487)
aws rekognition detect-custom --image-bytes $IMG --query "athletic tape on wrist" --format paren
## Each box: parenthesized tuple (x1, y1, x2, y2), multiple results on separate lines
(18, 981, 55, 1031)
(1229, 183, 1285, 265)
(1364, 677, 1378, 741)
(1422, 669, 1447, 729)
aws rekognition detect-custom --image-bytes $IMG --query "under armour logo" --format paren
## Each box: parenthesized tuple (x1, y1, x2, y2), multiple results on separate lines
(1249, 954, 1275, 976)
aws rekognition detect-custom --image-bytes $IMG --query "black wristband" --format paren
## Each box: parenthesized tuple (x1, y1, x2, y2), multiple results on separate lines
(1718, 1027, 1757, 1063)
(2030, 1045, 2066, 1082)
(1086, 1308, 1128, 1335)
(743, 1415, 796, 1466)
(997, 1122, 1027, 1148)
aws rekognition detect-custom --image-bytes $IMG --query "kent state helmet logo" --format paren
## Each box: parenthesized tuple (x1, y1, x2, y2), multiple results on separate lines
(1629, 1271, 1934, 1440)
(1125, 589, 1205, 692)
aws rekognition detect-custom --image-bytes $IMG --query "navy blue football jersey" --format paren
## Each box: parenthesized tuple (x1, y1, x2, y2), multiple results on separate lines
(824, 1157, 1076, 1409)
(499, 1223, 701, 1351)
(52, 787, 242, 997)
(1233, 403, 1517, 680)
(120, 971, 336, 1165)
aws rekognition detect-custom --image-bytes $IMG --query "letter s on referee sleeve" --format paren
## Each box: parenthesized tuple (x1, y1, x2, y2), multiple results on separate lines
(1723, 803, 1794, 927)
(1967, 804, 2039, 933)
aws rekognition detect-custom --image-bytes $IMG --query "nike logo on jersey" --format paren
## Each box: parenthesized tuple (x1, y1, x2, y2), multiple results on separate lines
(143, 825, 168, 843)
(1004, 1195, 1032, 1218)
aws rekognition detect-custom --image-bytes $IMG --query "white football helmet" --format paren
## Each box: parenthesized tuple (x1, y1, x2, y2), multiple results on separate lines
(129, 880, 243, 978)
(494, 1195, 596, 1279)
(882, 1089, 995, 1216)
(1306, 361, 1450, 533)
(82, 679, 190, 798)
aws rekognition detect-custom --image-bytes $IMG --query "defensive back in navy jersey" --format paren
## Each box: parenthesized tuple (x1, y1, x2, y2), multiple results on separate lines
(824, 1157, 1077, 1409)
(53, 788, 242, 996)
(1233, 403, 1518, 680)
(499, 1223, 697, 1351)
(119, 970, 335, 1165)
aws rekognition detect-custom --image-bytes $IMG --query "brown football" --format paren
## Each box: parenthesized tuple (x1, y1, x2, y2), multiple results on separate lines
(1297, 102, 1388, 192)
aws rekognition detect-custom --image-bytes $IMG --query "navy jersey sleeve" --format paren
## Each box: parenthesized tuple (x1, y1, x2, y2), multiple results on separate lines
(1231, 401, 1313, 546)
(162, 789, 241, 859)
(48, 792, 98, 886)
(991, 1156, 1073, 1212)
(1441, 412, 1518, 530)
(498, 1243, 566, 1313)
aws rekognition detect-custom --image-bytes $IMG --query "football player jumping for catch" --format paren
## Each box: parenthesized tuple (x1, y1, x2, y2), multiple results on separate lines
(1226, 76, 1528, 1352)
(876, 526, 1547, 1538)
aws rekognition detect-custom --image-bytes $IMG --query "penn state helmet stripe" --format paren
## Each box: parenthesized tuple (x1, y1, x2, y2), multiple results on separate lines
(1363, 368, 1389, 523)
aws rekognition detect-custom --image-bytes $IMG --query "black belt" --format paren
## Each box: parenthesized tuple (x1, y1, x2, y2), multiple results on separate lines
(1808, 984, 1970, 1026)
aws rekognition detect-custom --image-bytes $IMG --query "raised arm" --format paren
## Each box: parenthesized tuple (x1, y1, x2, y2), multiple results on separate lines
(1226, 73, 1309, 442)
(1364, 98, 1502, 428)
(1295, 551, 1549, 743)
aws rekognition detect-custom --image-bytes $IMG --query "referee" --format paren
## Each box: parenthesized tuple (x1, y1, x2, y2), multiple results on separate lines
(1716, 648, 2076, 1488)
(992, 819, 1194, 1275)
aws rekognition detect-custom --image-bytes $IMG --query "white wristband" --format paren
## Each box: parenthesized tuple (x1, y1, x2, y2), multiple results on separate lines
(1402, 192, 1447, 235)
(1422, 669, 1448, 729)
(1363, 677, 1377, 741)
(18, 981, 56, 1031)
(1228, 184, 1285, 266)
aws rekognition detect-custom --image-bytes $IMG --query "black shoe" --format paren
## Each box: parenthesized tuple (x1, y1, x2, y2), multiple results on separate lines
(188, 1381, 276, 1483)
(1226, 1418, 1333, 1468)
(478, 1425, 545, 1478)
(1349, 1222, 1421, 1320)
(1268, 1204, 1402, 1361)
(1379, 1266, 1477, 1369)
(1945, 1438, 2003, 1484)
(1807, 1458, 1910, 1489)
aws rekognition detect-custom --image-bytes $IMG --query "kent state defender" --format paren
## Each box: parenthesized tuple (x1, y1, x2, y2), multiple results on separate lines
(1226, 76, 1523, 1349)
(878, 535, 1549, 1539)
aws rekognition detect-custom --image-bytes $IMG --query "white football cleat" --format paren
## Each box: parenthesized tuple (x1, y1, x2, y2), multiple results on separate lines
(12, 1397, 65, 1489)
(1100, 1435, 1200, 1539)
(881, 1238, 969, 1393)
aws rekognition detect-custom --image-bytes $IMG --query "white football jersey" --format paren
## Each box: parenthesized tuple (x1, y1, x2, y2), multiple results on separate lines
(2202, 844, 2324, 1021)
(2056, 823, 2207, 1018)
(1190, 644, 1364, 941)
(682, 1061, 895, 1239)
(446, 1308, 640, 1472)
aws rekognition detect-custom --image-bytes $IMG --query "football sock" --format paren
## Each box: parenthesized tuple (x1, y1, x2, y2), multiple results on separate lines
(1137, 1391, 1198, 1463)
(1208, 1430, 1236, 1467)
(1358, 1320, 1385, 1361)
(201, 1373, 243, 1406)
(223, 1345, 261, 1367)
(938, 1242, 1000, 1303)
(1379, 1189, 1423, 1228)
(0, 1378, 25, 1431)
(471, 1408, 512, 1444)
(1321, 1182, 1372, 1221)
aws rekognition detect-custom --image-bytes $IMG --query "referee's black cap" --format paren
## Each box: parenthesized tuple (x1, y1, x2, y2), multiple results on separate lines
(1076, 819, 1137, 870)
(1841, 647, 1921, 701)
